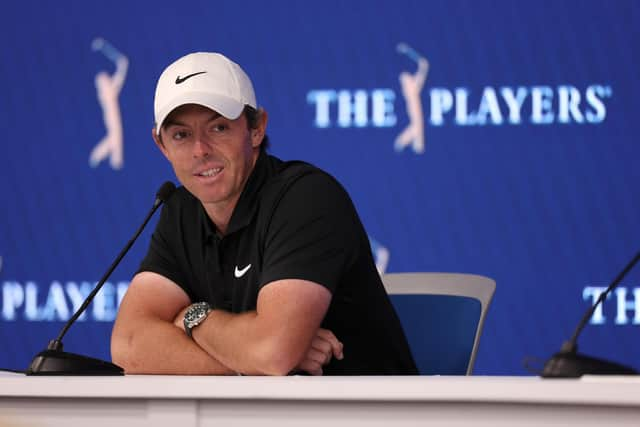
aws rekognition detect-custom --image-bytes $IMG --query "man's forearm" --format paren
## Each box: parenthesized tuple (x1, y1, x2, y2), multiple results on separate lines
(192, 309, 305, 376)
(111, 315, 235, 375)
(185, 279, 332, 376)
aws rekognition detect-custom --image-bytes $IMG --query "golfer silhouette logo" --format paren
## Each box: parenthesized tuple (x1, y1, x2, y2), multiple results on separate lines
(89, 38, 128, 170)
(395, 43, 429, 154)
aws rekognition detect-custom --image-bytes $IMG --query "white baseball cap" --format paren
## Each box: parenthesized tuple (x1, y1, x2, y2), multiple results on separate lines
(153, 52, 257, 134)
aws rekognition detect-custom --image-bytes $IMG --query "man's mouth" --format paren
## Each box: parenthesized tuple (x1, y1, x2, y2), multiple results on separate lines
(196, 167, 222, 177)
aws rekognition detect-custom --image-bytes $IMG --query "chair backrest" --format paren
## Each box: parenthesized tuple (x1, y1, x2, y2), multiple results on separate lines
(382, 272, 496, 375)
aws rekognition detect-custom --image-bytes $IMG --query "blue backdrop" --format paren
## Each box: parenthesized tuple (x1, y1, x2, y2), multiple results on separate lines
(1, 0, 639, 375)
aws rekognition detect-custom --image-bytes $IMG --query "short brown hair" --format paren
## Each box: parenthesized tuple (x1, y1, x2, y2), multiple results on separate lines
(243, 105, 269, 151)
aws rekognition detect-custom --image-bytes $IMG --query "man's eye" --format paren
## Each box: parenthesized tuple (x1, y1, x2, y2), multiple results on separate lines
(211, 124, 228, 132)
(173, 130, 189, 140)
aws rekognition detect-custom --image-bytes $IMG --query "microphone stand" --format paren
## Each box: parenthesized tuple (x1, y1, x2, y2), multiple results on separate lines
(26, 182, 175, 375)
(541, 251, 640, 378)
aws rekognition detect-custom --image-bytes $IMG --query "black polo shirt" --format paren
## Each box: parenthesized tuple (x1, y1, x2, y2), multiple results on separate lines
(139, 150, 417, 375)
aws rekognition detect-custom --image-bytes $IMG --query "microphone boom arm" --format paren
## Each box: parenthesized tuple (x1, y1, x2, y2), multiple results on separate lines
(541, 250, 640, 378)
(26, 182, 176, 375)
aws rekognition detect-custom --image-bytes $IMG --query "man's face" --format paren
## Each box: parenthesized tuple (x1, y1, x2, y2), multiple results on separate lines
(153, 104, 264, 214)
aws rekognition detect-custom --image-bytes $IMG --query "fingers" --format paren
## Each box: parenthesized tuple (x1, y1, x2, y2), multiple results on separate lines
(314, 328, 344, 360)
(306, 347, 331, 366)
(308, 337, 330, 362)
(297, 358, 323, 376)
(296, 328, 344, 375)
(299, 349, 329, 375)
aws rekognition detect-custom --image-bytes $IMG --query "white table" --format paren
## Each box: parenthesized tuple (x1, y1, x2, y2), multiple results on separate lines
(1, 373, 639, 426)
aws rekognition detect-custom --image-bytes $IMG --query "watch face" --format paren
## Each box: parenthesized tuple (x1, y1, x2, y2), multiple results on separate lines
(185, 302, 210, 325)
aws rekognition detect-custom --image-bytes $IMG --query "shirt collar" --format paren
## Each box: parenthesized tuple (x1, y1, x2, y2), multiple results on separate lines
(200, 149, 273, 241)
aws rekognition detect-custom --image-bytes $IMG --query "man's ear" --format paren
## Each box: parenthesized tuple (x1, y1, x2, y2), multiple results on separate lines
(152, 128, 170, 160)
(251, 109, 269, 148)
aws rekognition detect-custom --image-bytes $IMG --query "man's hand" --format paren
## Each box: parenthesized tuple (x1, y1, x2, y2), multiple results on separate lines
(295, 328, 344, 375)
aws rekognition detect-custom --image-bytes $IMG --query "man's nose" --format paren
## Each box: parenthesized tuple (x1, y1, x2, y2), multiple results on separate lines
(192, 135, 211, 158)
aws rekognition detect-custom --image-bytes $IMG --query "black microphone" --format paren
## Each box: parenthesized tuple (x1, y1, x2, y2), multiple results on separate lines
(26, 181, 177, 375)
(541, 251, 640, 378)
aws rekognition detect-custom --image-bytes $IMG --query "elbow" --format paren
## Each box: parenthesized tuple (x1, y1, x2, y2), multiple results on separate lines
(256, 357, 299, 377)
(251, 338, 305, 376)
(110, 331, 138, 373)
(260, 358, 297, 377)
(110, 337, 128, 369)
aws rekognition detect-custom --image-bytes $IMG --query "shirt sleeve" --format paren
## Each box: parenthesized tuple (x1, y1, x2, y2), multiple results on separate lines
(137, 202, 191, 297)
(259, 171, 360, 293)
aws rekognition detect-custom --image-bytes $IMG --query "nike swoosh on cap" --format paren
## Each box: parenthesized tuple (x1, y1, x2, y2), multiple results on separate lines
(234, 264, 252, 278)
(175, 71, 207, 84)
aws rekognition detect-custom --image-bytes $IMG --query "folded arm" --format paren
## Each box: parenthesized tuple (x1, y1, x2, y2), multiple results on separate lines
(111, 271, 234, 375)
(189, 279, 334, 375)
(113, 272, 341, 375)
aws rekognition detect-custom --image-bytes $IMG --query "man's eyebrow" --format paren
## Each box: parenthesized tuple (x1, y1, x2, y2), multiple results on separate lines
(206, 112, 222, 122)
(163, 118, 186, 129)
(163, 112, 222, 129)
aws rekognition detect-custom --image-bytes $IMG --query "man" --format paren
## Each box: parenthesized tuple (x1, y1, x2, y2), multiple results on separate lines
(111, 52, 417, 375)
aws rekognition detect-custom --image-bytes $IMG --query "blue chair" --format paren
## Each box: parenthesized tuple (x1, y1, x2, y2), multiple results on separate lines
(383, 272, 496, 375)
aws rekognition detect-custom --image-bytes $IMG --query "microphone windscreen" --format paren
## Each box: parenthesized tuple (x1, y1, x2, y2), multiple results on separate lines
(156, 181, 177, 202)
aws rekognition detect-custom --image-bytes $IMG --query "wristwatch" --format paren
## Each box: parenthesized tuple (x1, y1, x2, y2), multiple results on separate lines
(183, 302, 212, 338)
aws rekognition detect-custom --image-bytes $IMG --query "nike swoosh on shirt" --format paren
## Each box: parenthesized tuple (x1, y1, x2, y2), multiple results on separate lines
(234, 264, 252, 278)
(175, 71, 207, 84)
